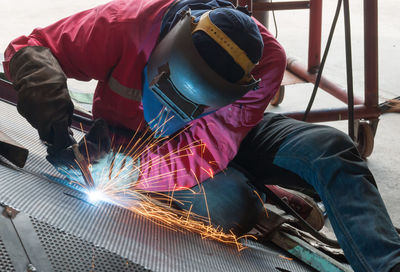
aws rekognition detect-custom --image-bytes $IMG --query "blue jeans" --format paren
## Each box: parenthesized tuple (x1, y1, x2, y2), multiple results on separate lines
(172, 167, 264, 235)
(173, 113, 400, 272)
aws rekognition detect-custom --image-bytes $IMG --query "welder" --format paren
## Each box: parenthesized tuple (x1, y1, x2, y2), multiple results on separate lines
(3, 0, 400, 271)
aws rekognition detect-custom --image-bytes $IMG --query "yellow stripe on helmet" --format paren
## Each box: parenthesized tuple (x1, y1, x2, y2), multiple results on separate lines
(192, 11, 256, 83)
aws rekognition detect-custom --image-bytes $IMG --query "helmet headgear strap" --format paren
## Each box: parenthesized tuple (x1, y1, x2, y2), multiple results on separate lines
(191, 11, 257, 84)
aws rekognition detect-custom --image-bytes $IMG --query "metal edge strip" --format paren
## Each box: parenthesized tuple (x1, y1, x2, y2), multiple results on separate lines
(0, 205, 30, 272)
(12, 212, 54, 272)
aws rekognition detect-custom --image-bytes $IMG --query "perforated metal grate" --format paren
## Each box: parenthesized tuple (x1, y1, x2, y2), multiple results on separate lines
(0, 101, 316, 272)
(31, 217, 150, 272)
(0, 237, 15, 272)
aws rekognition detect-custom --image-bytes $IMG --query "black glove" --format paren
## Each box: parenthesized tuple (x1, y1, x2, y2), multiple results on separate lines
(46, 119, 77, 155)
(78, 118, 111, 162)
(9, 46, 74, 152)
(46, 118, 111, 167)
(47, 119, 142, 192)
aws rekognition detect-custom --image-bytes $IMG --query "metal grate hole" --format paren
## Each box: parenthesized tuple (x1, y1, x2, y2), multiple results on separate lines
(0, 237, 16, 272)
(30, 217, 150, 272)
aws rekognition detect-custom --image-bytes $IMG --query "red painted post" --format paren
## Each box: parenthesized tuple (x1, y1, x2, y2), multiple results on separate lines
(364, 0, 379, 107)
(308, 0, 322, 73)
(252, 0, 270, 28)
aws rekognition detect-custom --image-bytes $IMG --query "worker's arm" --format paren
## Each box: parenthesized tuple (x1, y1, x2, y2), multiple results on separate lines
(136, 20, 286, 191)
(7, 46, 75, 152)
(2, 2, 131, 152)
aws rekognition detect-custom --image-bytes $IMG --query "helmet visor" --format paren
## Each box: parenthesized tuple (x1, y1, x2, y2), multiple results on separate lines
(147, 10, 259, 122)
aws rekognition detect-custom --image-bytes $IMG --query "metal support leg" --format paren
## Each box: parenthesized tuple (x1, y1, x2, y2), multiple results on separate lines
(308, 0, 322, 73)
(364, 0, 379, 108)
(252, 0, 271, 28)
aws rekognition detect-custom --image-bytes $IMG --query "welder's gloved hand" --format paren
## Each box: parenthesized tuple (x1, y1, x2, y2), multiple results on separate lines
(46, 119, 111, 182)
(9, 46, 75, 154)
(46, 120, 77, 155)
(79, 118, 111, 162)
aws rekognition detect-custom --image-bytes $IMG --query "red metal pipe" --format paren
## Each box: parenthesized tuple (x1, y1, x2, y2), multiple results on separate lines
(284, 105, 380, 123)
(364, 0, 379, 107)
(252, 1, 310, 11)
(0, 79, 17, 105)
(287, 58, 364, 105)
(308, 0, 322, 73)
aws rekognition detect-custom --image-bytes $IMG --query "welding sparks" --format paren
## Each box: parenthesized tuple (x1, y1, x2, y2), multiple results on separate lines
(279, 255, 293, 261)
(63, 107, 255, 251)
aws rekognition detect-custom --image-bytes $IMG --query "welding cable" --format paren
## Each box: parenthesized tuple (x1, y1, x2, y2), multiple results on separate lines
(343, 0, 355, 140)
(302, 0, 342, 122)
(302, 0, 355, 140)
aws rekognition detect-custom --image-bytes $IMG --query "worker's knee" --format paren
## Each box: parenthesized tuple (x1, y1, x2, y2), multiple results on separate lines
(299, 126, 372, 189)
(173, 167, 263, 236)
(275, 125, 367, 190)
(300, 125, 359, 159)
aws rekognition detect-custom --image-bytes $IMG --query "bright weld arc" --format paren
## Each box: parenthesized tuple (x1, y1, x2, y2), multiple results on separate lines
(87, 190, 108, 203)
(67, 109, 254, 250)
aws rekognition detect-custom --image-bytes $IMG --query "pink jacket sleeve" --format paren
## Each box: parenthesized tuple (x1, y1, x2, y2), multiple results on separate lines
(136, 20, 286, 192)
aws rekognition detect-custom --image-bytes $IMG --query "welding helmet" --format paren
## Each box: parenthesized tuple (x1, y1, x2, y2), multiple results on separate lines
(143, 7, 263, 136)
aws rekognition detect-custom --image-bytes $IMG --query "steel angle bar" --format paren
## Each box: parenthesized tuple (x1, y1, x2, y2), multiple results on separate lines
(11, 212, 53, 272)
(0, 131, 29, 168)
(0, 79, 17, 105)
(0, 205, 31, 272)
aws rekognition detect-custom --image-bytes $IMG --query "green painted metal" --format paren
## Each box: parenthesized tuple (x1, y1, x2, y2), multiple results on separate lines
(272, 232, 353, 272)
(69, 89, 94, 105)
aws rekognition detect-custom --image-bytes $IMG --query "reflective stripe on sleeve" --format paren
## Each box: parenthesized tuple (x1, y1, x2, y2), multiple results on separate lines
(108, 76, 142, 101)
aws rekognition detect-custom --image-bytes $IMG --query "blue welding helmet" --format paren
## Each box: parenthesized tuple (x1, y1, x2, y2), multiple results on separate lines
(143, 8, 263, 137)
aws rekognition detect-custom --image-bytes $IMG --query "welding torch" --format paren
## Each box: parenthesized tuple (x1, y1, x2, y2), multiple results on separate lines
(71, 143, 94, 188)
(69, 118, 111, 189)
(44, 117, 110, 190)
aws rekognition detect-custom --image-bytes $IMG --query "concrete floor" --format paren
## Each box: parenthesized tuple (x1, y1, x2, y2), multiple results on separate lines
(1, 0, 399, 228)
(263, 1, 400, 227)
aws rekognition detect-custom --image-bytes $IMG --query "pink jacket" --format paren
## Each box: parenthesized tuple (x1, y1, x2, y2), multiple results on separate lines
(4, 0, 286, 191)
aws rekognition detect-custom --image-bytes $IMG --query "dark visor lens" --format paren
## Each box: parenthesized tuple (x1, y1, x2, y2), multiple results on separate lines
(150, 71, 205, 122)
